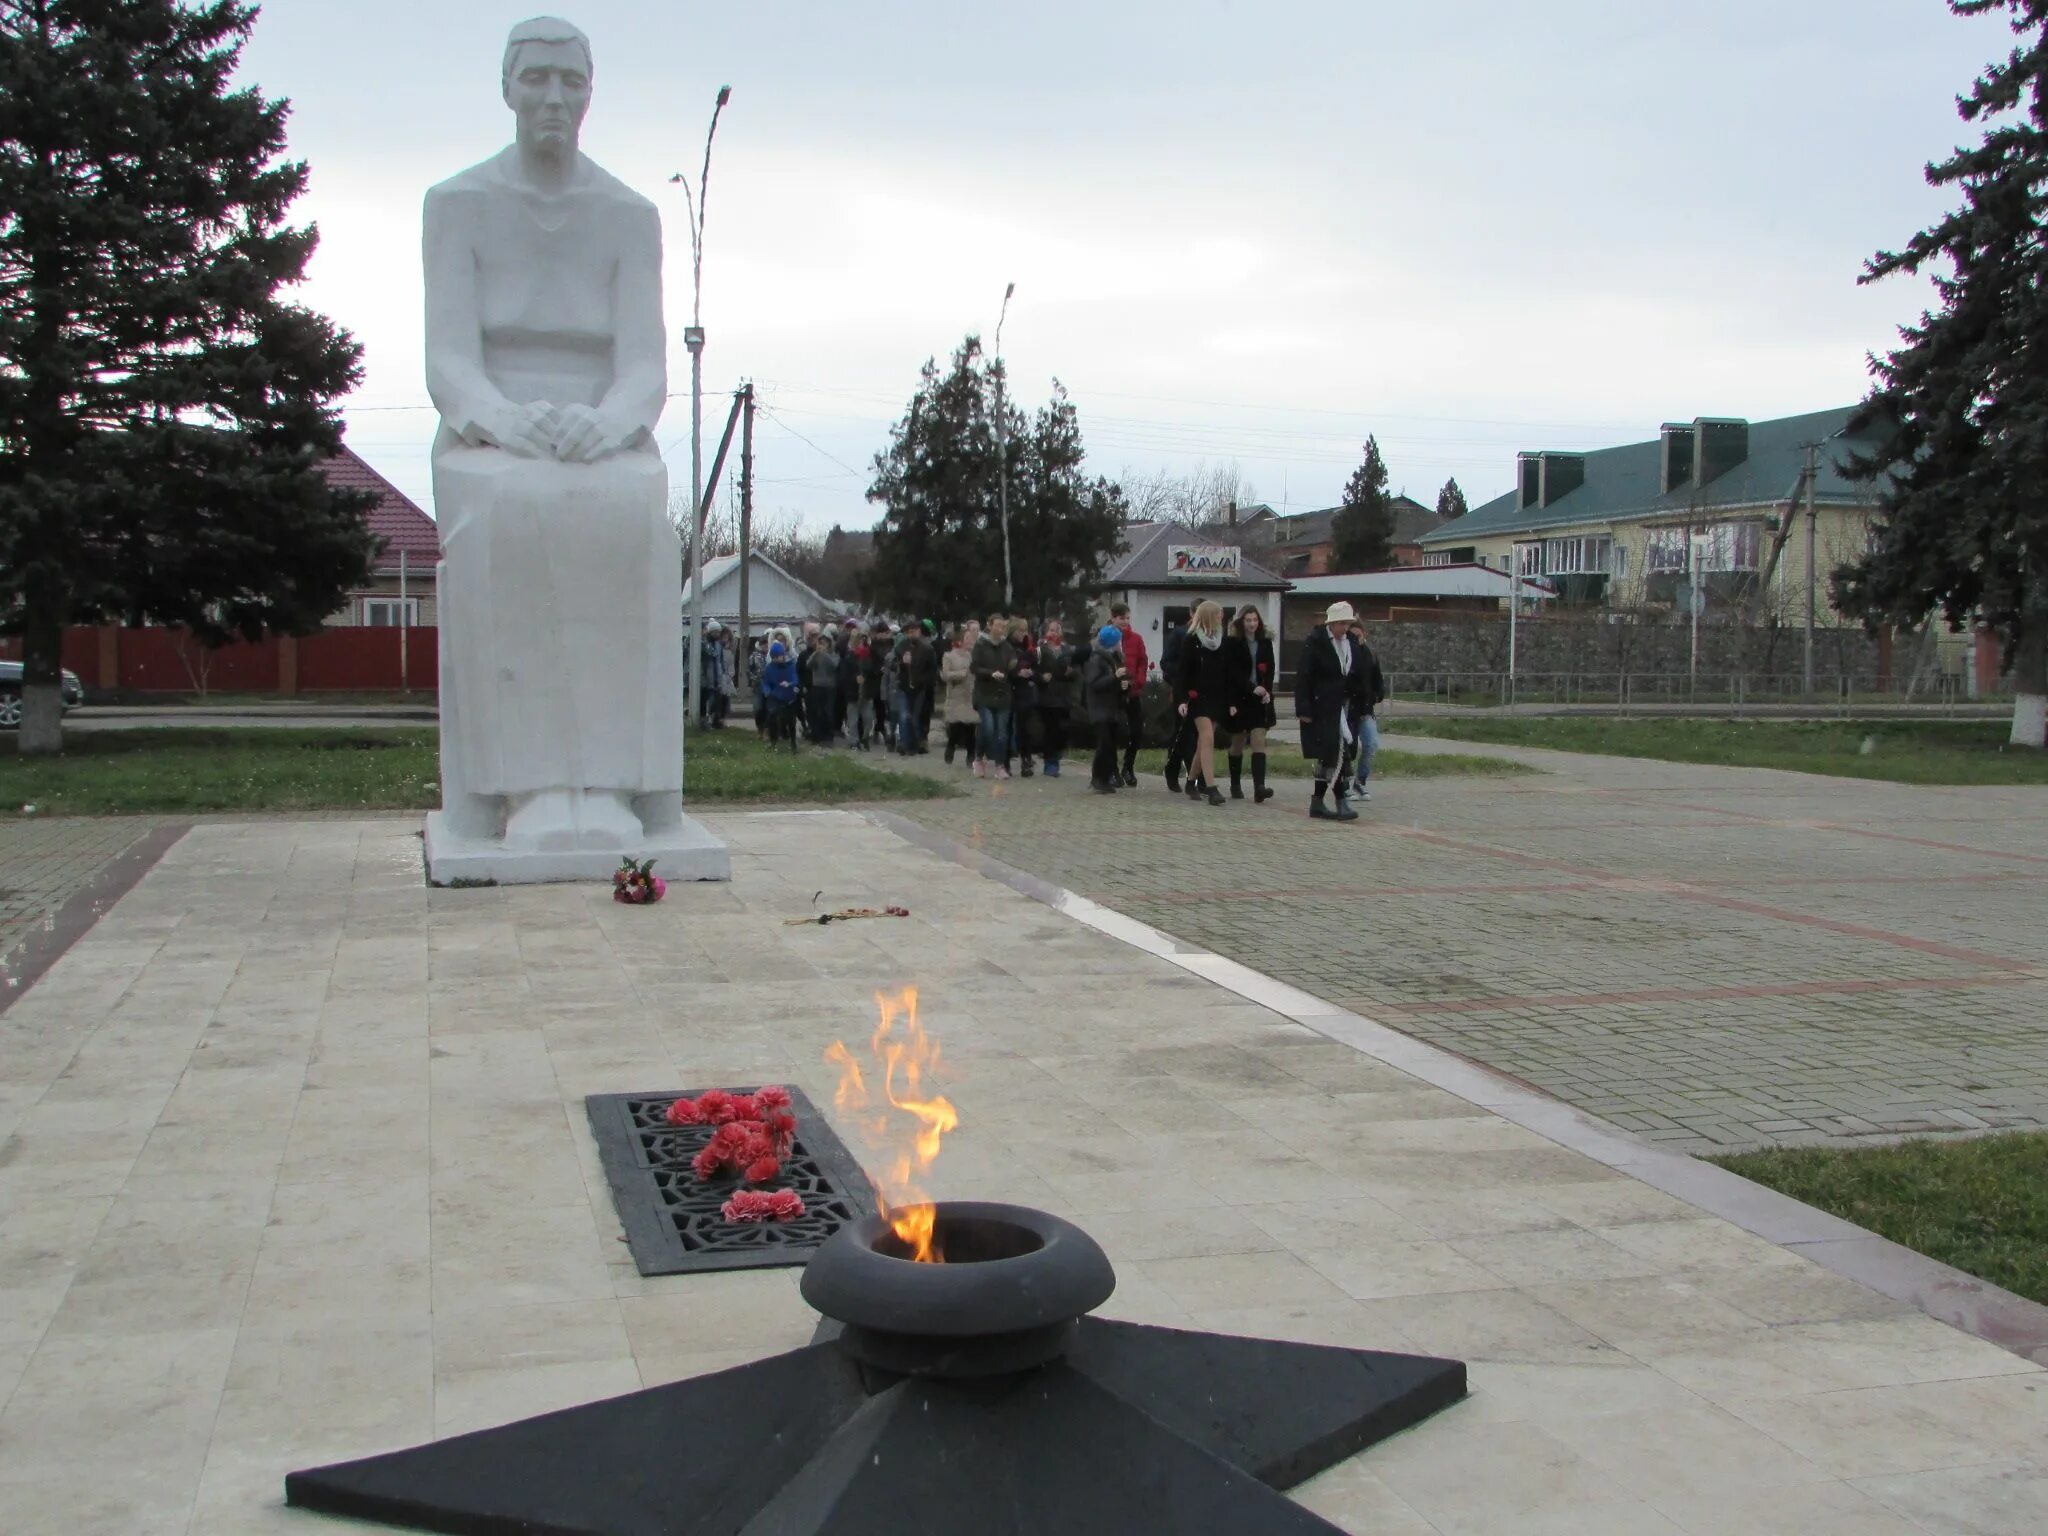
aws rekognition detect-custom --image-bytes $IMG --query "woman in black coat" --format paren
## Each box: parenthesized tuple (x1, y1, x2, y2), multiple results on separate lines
(1174, 599, 1233, 806)
(1219, 602, 1278, 803)
(1293, 601, 1370, 821)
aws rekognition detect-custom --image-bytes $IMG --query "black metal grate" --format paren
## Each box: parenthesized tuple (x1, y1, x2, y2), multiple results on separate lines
(587, 1087, 876, 1276)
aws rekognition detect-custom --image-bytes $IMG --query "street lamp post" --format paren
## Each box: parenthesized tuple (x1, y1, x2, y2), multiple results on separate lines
(994, 281, 1015, 608)
(1689, 532, 1709, 695)
(671, 85, 731, 783)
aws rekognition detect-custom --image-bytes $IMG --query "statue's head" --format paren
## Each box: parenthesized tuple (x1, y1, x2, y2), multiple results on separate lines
(502, 17, 593, 158)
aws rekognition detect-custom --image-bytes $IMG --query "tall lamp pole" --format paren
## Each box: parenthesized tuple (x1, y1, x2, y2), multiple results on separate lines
(671, 84, 731, 778)
(994, 281, 1016, 608)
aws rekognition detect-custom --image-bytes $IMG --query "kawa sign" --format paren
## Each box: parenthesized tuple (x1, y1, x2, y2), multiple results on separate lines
(1167, 545, 1241, 579)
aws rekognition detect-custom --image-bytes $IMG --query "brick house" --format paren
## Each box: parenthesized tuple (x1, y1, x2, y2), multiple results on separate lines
(1241, 497, 1448, 576)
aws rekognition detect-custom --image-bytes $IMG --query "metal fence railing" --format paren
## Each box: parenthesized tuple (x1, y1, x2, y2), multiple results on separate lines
(1371, 670, 2010, 715)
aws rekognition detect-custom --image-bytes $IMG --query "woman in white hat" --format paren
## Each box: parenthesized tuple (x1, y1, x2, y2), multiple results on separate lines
(1292, 600, 1370, 821)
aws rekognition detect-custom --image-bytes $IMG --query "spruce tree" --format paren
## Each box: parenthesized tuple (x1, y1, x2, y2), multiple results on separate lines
(1436, 477, 1469, 522)
(1831, 0, 2048, 746)
(866, 338, 1126, 620)
(1330, 436, 1395, 572)
(1, 0, 376, 754)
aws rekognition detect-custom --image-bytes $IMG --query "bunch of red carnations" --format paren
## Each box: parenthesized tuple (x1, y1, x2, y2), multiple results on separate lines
(612, 856, 666, 904)
(664, 1086, 799, 1187)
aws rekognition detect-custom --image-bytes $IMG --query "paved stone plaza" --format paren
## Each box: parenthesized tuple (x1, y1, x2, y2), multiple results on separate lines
(0, 816, 163, 976)
(890, 736, 2048, 1153)
(0, 812, 2043, 1533)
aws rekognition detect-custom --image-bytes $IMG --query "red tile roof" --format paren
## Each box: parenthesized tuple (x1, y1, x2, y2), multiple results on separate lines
(322, 445, 439, 573)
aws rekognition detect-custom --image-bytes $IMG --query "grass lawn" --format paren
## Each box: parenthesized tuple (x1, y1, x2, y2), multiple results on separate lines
(1714, 1133, 2048, 1308)
(1127, 747, 1538, 780)
(1390, 717, 2048, 785)
(0, 726, 951, 816)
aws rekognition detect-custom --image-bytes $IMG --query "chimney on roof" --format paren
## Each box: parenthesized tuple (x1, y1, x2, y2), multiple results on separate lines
(1695, 418, 1749, 486)
(1662, 418, 1749, 494)
(1227, 500, 1237, 526)
(1517, 451, 1584, 508)
(1538, 453, 1584, 506)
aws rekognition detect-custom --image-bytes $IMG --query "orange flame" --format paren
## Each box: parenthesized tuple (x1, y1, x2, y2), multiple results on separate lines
(824, 987, 958, 1262)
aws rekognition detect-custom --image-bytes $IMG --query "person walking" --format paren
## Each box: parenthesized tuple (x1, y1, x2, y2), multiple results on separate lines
(847, 627, 878, 750)
(834, 618, 861, 744)
(748, 633, 768, 736)
(1110, 601, 1148, 788)
(1295, 601, 1369, 821)
(1033, 619, 1076, 778)
(895, 619, 938, 755)
(1159, 616, 1198, 792)
(760, 633, 800, 751)
(1222, 603, 1278, 802)
(806, 633, 840, 746)
(1347, 617, 1389, 801)
(939, 621, 979, 764)
(1082, 623, 1130, 794)
(971, 613, 1018, 779)
(1008, 618, 1041, 776)
(1174, 600, 1231, 806)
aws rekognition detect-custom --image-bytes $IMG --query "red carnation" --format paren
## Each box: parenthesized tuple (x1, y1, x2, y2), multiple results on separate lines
(690, 1145, 723, 1182)
(721, 1188, 806, 1223)
(744, 1156, 782, 1184)
(664, 1097, 704, 1126)
(728, 1094, 760, 1121)
(695, 1089, 736, 1125)
(755, 1085, 792, 1111)
(767, 1111, 797, 1151)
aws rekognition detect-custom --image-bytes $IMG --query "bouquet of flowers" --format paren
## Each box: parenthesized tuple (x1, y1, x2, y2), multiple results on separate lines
(612, 856, 666, 905)
(665, 1087, 803, 1214)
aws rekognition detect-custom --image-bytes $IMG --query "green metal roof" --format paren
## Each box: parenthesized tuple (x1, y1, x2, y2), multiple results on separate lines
(1418, 406, 1884, 545)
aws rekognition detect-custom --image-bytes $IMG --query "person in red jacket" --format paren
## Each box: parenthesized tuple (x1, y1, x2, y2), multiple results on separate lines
(1110, 601, 1148, 788)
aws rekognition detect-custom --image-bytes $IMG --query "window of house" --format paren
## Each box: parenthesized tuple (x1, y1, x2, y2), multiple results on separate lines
(1422, 551, 1452, 568)
(1540, 534, 1616, 574)
(1645, 523, 1760, 574)
(1514, 542, 1543, 577)
(362, 597, 420, 627)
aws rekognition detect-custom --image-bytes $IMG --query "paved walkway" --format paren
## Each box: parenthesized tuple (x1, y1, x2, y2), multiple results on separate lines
(0, 816, 163, 981)
(876, 736, 2048, 1153)
(0, 813, 2041, 1534)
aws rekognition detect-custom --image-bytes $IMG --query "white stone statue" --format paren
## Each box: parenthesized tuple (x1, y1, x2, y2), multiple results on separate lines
(421, 16, 727, 884)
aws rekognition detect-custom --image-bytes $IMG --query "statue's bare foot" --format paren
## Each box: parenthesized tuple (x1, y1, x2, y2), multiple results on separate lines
(574, 788, 643, 849)
(505, 789, 578, 851)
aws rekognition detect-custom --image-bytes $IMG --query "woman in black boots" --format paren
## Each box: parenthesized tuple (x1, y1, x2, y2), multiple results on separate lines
(1175, 599, 1231, 806)
(1221, 603, 1278, 803)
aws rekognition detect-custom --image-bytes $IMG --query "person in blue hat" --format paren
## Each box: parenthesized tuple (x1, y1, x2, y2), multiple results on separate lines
(1081, 624, 1132, 793)
(759, 632, 801, 752)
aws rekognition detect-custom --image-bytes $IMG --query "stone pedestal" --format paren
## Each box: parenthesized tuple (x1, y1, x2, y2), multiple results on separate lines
(424, 810, 730, 886)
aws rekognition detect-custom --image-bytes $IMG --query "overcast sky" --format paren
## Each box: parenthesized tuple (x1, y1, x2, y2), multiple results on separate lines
(241, 0, 2007, 529)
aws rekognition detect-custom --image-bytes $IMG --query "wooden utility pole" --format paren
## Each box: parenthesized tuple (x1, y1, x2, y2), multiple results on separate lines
(738, 382, 755, 668)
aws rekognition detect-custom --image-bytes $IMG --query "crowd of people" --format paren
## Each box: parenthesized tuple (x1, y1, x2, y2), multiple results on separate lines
(697, 598, 1388, 820)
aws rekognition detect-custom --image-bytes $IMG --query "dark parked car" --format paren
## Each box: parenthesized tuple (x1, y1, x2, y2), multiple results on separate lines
(0, 660, 85, 729)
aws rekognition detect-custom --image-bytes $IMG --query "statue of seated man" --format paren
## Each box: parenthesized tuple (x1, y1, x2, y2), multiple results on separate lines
(423, 15, 682, 856)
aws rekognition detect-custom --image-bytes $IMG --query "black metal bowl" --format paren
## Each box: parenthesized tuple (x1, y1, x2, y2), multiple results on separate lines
(801, 1201, 1116, 1377)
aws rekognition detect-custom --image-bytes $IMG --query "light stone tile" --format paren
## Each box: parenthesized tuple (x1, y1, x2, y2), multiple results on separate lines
(1720, 1381, 2011, 1480)
(1349, 1288, 1619, 1366)
(1541, 1400, 1828, 1508)
(1453, 1357, 1706, 1426)
(1286, 1458, 1439, 1534)
(1656, 1477, 1933, 1536)
(1365, 1417, 1632, 1532)
(0, 1472, 195, 1535)
(1244, 1195, 1434, 1252)
(1446, 1227, 1667, 1287)
(1300, 1240, 1508, 1301)
(1852, 1462, 2048, 1536)
(1590, 1217, 1809, 1273)
(1133, 1249, 1356, 1312)
(435, 1358, 644, 1438)
(0, 1325, 235, 1486)
(432, 1299, 630, 1376)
